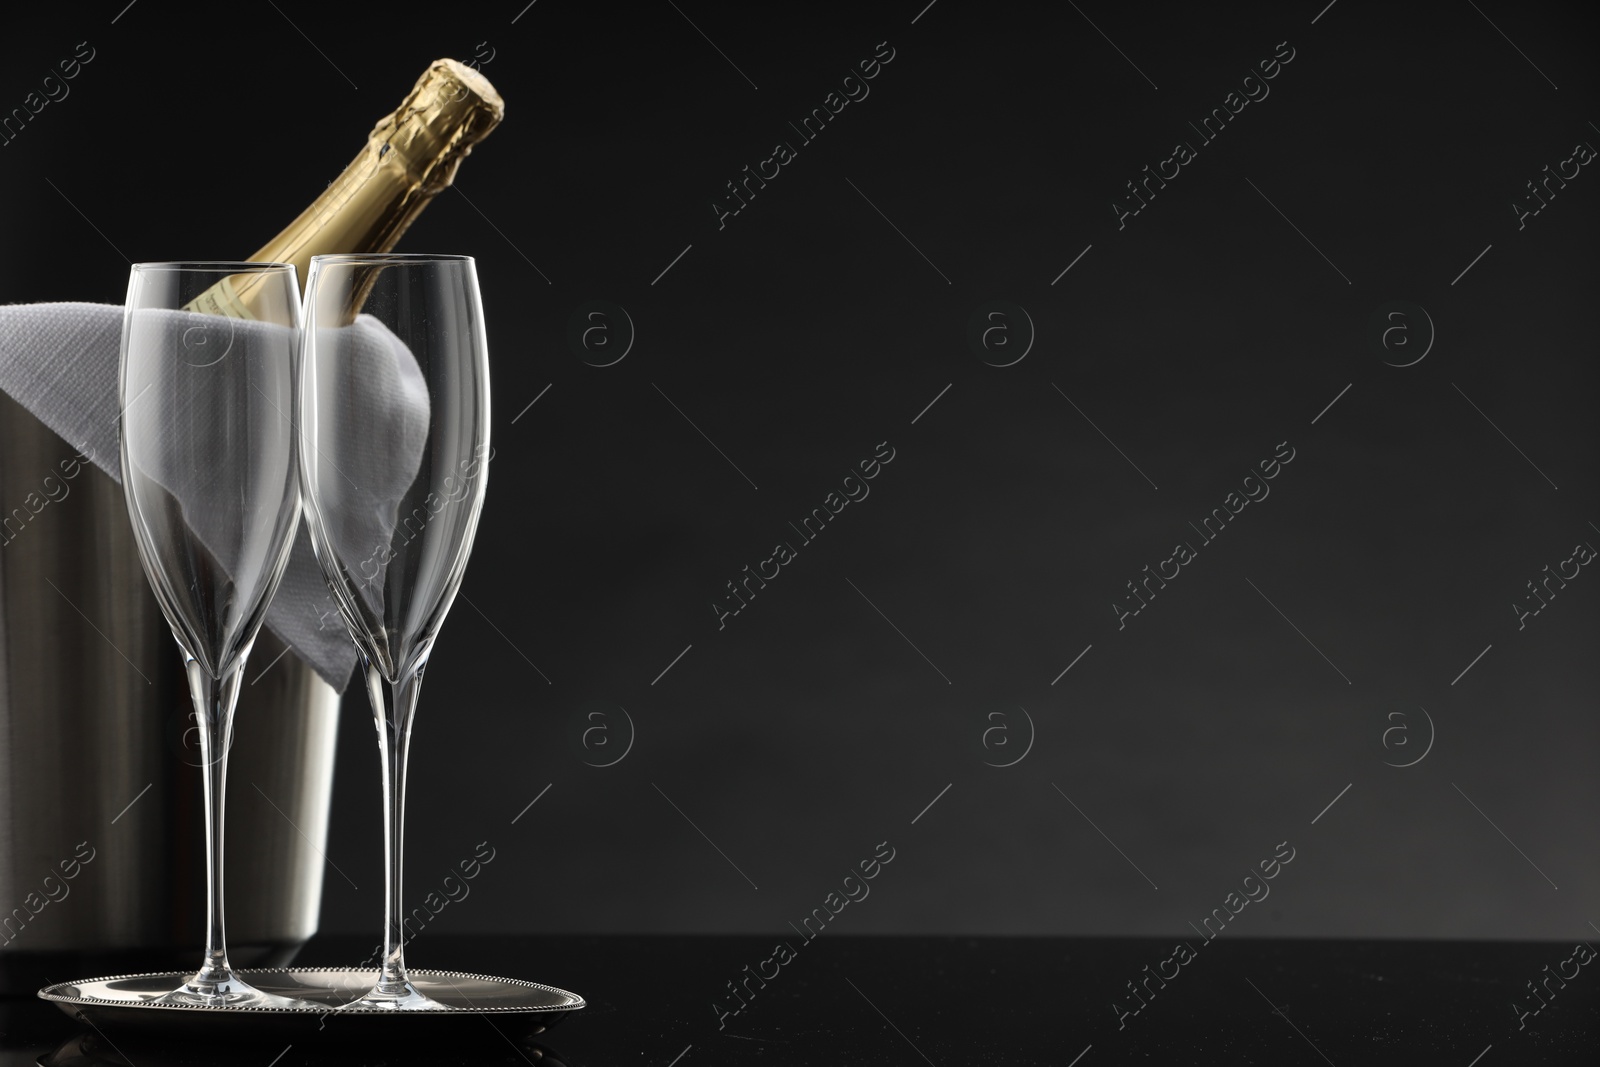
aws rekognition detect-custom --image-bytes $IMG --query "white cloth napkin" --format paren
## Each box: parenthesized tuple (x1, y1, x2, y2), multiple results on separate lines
(0, 301, 428, 691)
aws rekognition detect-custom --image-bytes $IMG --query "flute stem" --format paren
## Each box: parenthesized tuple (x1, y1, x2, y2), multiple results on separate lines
(368, 661, 424, 1000)
(183, 654, 244, 996)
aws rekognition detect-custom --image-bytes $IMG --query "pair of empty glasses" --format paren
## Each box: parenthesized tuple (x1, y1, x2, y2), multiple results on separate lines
(119, 255, 489, 1012)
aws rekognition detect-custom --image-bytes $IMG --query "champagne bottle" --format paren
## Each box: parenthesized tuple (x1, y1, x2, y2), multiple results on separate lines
(187, 58, 504, 319)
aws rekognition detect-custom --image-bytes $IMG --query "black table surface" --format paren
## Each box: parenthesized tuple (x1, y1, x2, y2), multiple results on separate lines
(1, 934, 1595, 1065)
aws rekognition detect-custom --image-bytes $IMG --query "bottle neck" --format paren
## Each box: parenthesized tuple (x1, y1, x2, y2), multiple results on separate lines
(249, 145, 434, 295)
(179, 57, 503, 322)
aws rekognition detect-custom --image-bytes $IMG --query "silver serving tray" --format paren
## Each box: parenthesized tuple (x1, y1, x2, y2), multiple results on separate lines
(38, 967, 584, 1040)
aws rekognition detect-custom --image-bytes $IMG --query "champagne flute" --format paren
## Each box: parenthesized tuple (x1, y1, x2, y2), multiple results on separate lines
(298, 253, 490, 1010)
(119, 262, 312, 1007)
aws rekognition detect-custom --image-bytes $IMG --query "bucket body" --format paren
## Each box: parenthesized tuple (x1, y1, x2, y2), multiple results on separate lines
(0, 393, 340, 992)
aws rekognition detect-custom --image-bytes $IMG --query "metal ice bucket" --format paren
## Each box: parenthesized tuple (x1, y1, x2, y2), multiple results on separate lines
(0, 393, 341, 993)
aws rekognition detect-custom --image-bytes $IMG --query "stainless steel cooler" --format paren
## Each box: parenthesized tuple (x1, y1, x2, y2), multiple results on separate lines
(0, 393, 341, 992)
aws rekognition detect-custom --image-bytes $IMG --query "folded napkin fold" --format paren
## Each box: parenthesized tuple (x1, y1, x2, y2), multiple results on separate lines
(0, 301, 429, 691)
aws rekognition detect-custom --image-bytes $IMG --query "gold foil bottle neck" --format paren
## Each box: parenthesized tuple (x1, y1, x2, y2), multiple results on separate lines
(370, 59, 506, 195)
(181, 58, 505, 320)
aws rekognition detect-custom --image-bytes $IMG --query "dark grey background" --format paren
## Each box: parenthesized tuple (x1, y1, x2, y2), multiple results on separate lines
(1, 0, 1595, 950)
